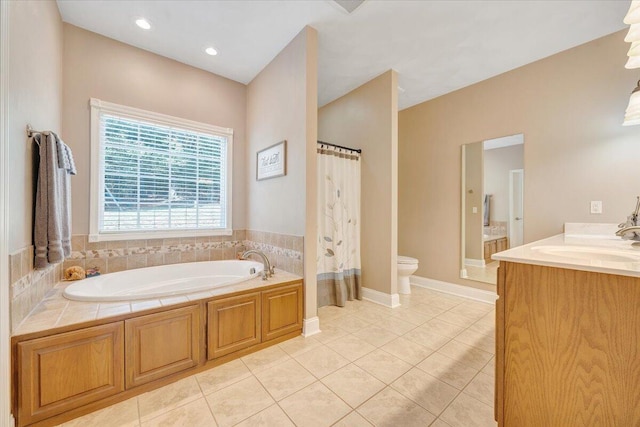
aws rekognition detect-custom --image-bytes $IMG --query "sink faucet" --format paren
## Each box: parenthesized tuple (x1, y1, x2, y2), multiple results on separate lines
(241, 250, 274, 280)
(617, 196, 640, 242)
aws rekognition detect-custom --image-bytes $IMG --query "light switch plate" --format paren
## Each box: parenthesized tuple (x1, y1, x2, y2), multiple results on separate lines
(590, 200, 602, 214)
(472, 207, 478, 214)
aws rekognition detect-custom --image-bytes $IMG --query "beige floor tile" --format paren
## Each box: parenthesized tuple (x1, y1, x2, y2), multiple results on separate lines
(411, 303, 448, 318)
(356, 387, 436, 427)
(321, 364, 385, 408)
(254, 358, 316, 401)
(61, 397, 138, 427)
(354, 349, 412, 384)
(425, 297, 461, 311)
(463, 372, 494, 406)
(234, 404, 294, 427)
(439, 392, 496, 427)
(430, 420, 453, 427)
(390, 308, 432, 326)
(353, 325, 398, 348)
(457, 300, 494, 313)
(374, 316, 416, 335)
(279, 382, 351, 427)
(325, 334, 376, 361)
(325, 314, 371, 333)
(278, 335, 322, 357)
(332, 411, 373, 427)
(206, 376, 274, 427)
(423, 318, 466, 339)
(294, 345, 350, 378)
(138, 377, 203, 422)
(352, 306, 389, 324)
(314, 324, 349, 344)
(435, 311, 478, 327)
(391, 368, 459, 415)
(141, 398, 216, 427)
(438, 340, 493, 370)
(317, 305, 348, 321)
(381, 337, 433, 365)
(454, 329, 495, 354)
(241, 345, 291, 373)
(196, 359, 252, 395)
(416, 352, 478, 390)
(467, 319, 495, 335)
(481, 357, 495, 377)
(402, 326, 451, 351)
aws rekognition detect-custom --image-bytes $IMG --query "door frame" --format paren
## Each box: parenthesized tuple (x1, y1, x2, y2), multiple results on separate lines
(0, 0, 13, 425)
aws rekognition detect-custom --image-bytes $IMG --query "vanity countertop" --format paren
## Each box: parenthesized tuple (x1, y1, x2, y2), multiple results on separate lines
(483, 234, 507, 242)
(492, 223, 640, 278)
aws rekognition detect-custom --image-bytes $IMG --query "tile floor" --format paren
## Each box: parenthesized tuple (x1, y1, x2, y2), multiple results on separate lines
(58, 286, 497, 427)
(464, 261, 499, 285)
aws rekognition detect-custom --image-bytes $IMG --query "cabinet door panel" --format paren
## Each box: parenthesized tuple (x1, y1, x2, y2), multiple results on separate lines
(125, 305, 201, 388)
(208, 292, 261, 360)
(262, 283, 303, 341)
(18, 323, 124, 425)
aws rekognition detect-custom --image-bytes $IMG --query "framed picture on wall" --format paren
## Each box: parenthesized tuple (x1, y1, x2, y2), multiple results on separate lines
(256, 140, 286, 180)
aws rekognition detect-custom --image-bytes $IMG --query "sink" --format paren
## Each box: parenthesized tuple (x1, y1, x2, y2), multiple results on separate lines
(531, 245, 640, 263)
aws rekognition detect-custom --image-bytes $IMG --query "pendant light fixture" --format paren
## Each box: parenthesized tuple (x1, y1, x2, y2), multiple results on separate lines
(624, 80, 640, 126)
(623, 1, 640, 124)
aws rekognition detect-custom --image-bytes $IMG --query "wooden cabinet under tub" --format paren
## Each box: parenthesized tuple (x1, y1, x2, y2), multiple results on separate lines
(12, 277, 303, 427)
(16, 323, 124, 426)
(207, 292, 261, 360)
(125, 305, 203, 388)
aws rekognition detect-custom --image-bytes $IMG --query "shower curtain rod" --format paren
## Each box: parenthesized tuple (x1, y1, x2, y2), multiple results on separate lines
(317, 140, 362, 154)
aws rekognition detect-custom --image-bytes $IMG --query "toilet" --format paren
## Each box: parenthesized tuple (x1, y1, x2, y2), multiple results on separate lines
(397, 256, 419, 294)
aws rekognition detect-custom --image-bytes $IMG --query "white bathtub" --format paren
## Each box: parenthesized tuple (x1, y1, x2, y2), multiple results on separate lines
(63, 260, 264, 302)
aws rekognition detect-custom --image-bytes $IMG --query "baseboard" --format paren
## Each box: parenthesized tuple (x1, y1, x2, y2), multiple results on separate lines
(362, 287, 401, 308)
(464, 258, 485, 267)
(302, 316, 321, 337)
(411, 275, 497, 304)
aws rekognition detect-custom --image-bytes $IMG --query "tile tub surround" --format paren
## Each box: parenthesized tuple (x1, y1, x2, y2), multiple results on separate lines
(53, 286, 497, 427)
(64, 230, 303, 277)
(9, 245, 63, 332)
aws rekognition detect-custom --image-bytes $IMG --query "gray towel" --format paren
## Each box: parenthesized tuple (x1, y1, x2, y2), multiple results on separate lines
(34, 133, 74, 269)
(55, 133, 77, 175)
(483, 194, 490, 227)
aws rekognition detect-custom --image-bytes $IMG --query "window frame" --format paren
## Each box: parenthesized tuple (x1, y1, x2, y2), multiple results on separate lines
(89, 98, 233, 242)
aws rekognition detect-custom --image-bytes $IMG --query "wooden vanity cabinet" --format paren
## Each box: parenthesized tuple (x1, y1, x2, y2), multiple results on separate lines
(207, 292, 261, 360)
(125, 305, 202, 388)
(262, 283, 303, 341)
(495, 261, 640, 426)
(484, 237, 507, 264)
(16, 323, 124, 426)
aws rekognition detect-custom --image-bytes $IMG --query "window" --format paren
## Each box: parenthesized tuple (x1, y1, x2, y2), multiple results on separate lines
(89, 98, 233, 241)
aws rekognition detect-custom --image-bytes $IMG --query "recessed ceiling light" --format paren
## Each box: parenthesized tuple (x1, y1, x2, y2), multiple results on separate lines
(205, 47, 218, 56)
(135, 18, 151, 30)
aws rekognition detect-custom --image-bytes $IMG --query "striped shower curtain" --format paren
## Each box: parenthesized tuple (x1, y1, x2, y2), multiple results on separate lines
(316, 144, 361, 307)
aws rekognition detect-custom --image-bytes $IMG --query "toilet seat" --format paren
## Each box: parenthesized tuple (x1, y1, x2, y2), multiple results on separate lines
(398, 256, 418, 265)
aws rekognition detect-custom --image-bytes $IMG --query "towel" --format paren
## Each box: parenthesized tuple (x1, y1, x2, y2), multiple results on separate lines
(55, 133, 77, 175)
(483, 194, 490, 227)
(34, 133, 74, 269)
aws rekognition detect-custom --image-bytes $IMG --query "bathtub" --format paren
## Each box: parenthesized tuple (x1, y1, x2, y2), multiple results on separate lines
(63, 260, 264, 302)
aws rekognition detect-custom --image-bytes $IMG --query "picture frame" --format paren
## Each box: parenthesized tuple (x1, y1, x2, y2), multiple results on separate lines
(256, 140, 287, 181)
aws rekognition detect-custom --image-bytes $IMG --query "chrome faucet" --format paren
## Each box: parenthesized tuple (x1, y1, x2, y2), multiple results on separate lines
(616, 196, 640, 242)
(241, 250, 274, 280)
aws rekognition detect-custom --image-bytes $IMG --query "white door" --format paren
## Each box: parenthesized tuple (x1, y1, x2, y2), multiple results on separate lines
(509, 169, 524, 248)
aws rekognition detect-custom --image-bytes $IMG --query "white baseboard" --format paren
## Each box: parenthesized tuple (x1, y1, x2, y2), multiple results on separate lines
(302, 316, 321, 337)
(411, 275, 497, 304)
(464, 258, 485, 267)
(362, 287, 401, 308)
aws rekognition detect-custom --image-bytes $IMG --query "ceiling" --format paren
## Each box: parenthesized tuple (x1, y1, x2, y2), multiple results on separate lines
(56, 0, 629, 110)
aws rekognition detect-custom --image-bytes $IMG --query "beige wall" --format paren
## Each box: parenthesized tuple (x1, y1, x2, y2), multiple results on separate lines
(464, 142, 483, 262)
(62, 24, 247, 234)
(318, 70, 399, 295)
(484, 144, 523, 223)
(246, 27, 318, 318)
(9, 0, 63, 252)
(399, 30, 640, 291)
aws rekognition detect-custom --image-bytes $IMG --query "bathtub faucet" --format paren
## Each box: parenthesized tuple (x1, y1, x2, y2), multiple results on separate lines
(241, 250, 274, 280)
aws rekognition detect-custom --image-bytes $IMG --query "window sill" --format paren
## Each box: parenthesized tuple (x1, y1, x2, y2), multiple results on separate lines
(88, 228, 234, 243)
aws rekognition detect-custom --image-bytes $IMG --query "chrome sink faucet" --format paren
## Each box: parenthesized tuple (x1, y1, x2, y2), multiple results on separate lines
(616, 196, 640, 242)
(241, 250, 275, 280)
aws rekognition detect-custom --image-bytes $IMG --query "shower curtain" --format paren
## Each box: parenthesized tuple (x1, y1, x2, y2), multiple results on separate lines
(317, 144, 361, 307)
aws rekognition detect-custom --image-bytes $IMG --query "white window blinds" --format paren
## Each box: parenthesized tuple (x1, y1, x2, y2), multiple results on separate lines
(89, 99, 233, 241)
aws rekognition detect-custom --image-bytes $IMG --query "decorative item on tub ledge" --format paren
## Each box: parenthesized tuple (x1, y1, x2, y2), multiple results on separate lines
(256, 140, 286, 180)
